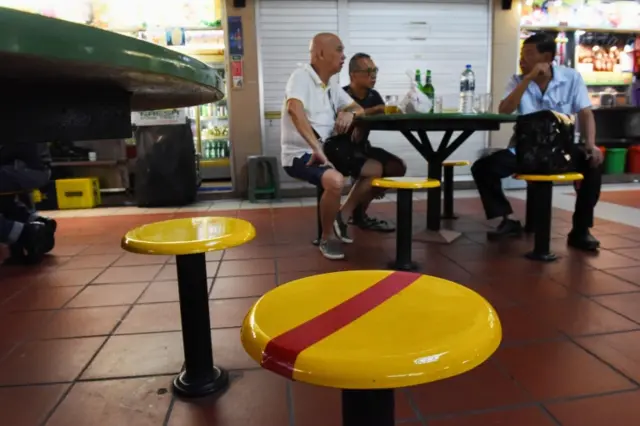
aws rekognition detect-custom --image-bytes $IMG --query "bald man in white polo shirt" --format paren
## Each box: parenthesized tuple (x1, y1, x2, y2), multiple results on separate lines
(281, 33, 383, 260)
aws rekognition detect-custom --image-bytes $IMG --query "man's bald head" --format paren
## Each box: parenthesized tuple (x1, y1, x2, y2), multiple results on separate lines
(309, 32, 345, 79)
(310, 33, 340, 54)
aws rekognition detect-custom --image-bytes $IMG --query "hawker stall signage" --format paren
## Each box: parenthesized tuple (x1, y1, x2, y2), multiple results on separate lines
(132, 109, 186, 126)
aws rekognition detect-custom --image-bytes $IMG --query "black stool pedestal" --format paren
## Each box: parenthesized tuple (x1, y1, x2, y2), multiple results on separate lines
(342, 389, 395, 426)
(174, 253, 229, 398)
(525, 182, 557, 262)
(441, 166, 458, 220)
(312, 186, 324, 246)
(390, 189, 418, 271)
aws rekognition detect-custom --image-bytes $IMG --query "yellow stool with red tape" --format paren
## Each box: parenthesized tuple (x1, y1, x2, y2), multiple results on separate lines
(241, 270, 501, 426)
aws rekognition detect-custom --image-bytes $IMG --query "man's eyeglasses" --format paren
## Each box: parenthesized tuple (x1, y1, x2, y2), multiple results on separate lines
(354, 67, 379, 76)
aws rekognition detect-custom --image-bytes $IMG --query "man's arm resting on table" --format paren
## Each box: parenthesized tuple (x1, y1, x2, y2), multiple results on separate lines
(363, 105, 385, 115)
(577, 107, 596, 150)
(498, 75, 531, 114)
(286, 98, 322, 150)
(340, 102, 366, 117)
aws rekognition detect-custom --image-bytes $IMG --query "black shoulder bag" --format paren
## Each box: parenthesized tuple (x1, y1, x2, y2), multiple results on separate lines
(311, 88, 367, 177)
(515, 110, 575, 175)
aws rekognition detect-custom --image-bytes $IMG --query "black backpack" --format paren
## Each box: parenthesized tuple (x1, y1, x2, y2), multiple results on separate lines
(515, 110, 575, 174)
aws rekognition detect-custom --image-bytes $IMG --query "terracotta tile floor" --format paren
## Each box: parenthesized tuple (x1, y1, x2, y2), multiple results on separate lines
(2, 195, 640, 425)
(571, 189, 640, 209)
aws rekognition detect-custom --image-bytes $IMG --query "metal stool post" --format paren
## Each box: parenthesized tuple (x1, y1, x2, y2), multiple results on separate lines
(524, 183, 536, 233)
(392, 188, 417, 271)
(526, 182, 556, 262)
(174, 253, 229, 397)
(312, 185, 324, 246)
(342, 389, 394, 426)
(441, 166, 457, 220)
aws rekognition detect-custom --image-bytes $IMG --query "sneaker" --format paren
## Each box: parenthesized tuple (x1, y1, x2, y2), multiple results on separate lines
(333, 212, 354, 244)
(352, 214, 395, 233)
(319, 238, 345, 260)
(567, 229, 600, 252)
(487, 218, 523, 241)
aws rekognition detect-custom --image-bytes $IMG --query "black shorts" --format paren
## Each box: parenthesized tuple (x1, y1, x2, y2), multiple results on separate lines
(364, 143, 403, 176)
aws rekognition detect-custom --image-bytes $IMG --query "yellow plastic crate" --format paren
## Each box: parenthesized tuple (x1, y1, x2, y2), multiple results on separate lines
(55, 178, 101, 209)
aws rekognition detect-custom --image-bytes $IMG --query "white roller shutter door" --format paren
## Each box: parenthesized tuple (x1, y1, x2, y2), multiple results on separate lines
(343, 0, 491, 177)
(257, 0, 339, 185)
(256, 0, 491, 182)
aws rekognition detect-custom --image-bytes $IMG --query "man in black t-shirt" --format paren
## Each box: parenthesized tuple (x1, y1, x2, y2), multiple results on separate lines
(343, 53, 406, 232)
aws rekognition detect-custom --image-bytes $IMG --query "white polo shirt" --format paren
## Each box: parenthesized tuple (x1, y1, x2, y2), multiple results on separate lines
(280, 64, 354, 167)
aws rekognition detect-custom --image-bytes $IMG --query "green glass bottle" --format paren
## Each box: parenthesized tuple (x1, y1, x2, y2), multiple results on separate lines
(423, 70, 435, 113)
(414, 69, 423, 90)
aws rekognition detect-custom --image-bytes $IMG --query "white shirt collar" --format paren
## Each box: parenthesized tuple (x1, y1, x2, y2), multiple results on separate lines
(303, 63, 328, 88)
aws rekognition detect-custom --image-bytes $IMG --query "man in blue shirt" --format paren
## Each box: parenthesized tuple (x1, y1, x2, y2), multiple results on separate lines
(471, 33, 603, 251)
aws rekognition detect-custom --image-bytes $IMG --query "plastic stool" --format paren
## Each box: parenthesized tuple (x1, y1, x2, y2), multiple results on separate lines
(515, 173, 583, 262)
(441, 160, 470, 220)
(247, 156, 281, 203)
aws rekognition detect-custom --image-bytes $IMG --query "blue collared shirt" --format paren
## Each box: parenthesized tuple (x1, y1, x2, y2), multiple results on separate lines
(505, 65, 592, 153)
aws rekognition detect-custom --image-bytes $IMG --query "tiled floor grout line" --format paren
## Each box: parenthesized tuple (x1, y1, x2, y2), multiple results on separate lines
(420, 387, 640, 423)
(421, 401, 542, 423)
(38, 280, 153, 426)
(0, 308, 60, 365)
(553, 322, 640, 389)
(538, 402, 564, 426)
(161, 395, 177, 426)
(402, 387, 427, 426)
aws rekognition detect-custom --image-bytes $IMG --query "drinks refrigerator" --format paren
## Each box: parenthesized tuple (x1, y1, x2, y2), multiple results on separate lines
(187, 64, 232, 182)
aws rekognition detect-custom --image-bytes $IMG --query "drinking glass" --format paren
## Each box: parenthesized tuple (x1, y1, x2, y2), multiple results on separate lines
(384, 95, 400, 114)
(474, 94, 493, 114)
(433, 96, 443, 113)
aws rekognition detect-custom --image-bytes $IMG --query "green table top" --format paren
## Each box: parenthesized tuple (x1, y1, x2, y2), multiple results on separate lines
(357, 112, 517, 122)
(357, 112, 517, 132)
(0, 7, 224, 110)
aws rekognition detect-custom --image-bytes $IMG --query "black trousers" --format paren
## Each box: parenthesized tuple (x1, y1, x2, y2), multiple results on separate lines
(0, 163, 49, 223)
(471, 146, 602, 230)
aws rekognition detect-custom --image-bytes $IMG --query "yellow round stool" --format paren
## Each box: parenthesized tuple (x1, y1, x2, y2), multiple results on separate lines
(122, 217, 255, 398)
(515, 172, 583, 261)
(372, 177, 440, 271)
(241, 270, 501, 426)
(441, 160, 470, 220)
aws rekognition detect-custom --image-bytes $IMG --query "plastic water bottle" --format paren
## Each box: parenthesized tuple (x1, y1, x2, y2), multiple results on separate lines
(459, 64, 475, 114)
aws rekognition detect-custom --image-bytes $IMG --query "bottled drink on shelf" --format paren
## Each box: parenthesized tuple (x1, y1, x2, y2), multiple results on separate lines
(206, 141, 213, 159)
(423, 70, 435, 113)
(414, 69, 423, 90)
(459, 64, 475, 114)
